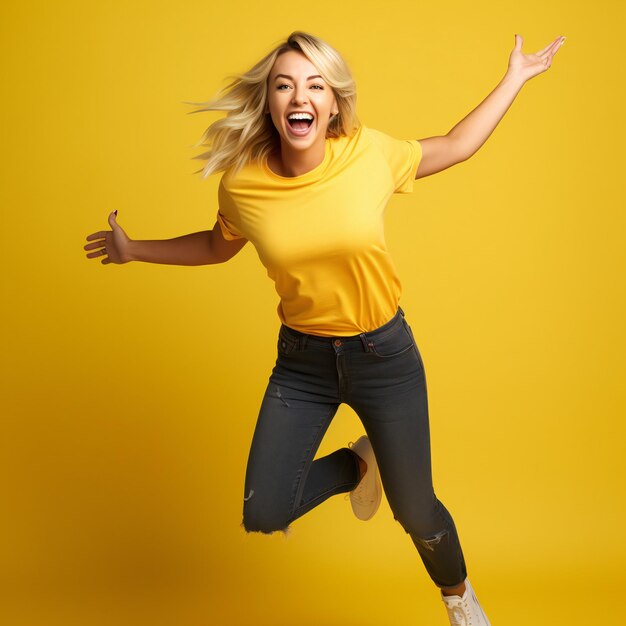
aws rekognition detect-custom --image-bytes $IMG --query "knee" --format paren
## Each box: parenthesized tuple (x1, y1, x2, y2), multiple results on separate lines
(394, 512, 446, 539)
(392, 502, 450, 549)
(394, 515, 451, 551)
(241, 491, 293, 537)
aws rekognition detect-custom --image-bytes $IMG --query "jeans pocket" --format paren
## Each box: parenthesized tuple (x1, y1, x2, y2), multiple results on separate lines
(403, 320, 425, 369)
(369, 322, 415, 358)
(277, 327, 299, 356)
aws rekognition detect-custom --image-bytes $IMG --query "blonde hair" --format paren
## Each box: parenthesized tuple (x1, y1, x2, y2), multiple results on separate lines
(184, 31, 360, 179)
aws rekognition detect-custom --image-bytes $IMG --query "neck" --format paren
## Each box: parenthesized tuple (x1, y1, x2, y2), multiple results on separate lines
(272, 138, 326, 177)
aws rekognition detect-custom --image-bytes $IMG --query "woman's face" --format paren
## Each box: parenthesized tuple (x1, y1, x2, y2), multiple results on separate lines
(266, 50, 338, 154)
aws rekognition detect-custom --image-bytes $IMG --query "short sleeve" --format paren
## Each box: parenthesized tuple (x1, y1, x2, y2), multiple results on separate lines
(215, 209, 244, 240)
(216, 178, 245, 240)
(365, 127, 422, 194)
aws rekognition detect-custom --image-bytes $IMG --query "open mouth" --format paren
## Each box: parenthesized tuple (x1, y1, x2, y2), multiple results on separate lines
(286, 113, 314, 136)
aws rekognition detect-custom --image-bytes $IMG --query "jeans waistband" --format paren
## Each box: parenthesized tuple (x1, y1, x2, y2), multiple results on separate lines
(280, 306, 407, 352)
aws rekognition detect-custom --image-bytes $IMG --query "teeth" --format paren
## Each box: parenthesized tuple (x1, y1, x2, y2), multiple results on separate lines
(288, 113, 314, 120)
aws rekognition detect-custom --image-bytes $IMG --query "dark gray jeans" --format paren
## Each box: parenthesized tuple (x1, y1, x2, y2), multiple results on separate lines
(241, 306, 468, 588)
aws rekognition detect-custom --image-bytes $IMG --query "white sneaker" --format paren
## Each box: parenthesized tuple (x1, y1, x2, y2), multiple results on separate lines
(441, 577, 491, 626)
(344, 436, 382, 521)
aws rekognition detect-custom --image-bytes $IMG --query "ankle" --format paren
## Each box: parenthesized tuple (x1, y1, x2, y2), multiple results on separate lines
(441, 582, 466, 597)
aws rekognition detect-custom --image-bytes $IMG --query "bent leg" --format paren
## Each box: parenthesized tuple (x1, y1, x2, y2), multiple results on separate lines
(241, 378, 360, 536)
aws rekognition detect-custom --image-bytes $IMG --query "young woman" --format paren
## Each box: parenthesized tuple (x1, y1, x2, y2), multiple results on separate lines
(85, 30, 565, 625)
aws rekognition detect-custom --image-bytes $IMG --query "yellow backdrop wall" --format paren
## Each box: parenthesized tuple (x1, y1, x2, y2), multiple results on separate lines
(1, 1, 624, 624)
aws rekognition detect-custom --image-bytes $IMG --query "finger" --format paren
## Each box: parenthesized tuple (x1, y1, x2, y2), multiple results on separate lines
(543, 49, 555, 67)
(108, 211, 119, 229)
(84, 240, 107, 251)
(86, 231, 109, 241)
(539, 37, 565, 59)
(85, 247, 108, 259)
(537, 37, 561, 56)
(544, 40, 565, 66)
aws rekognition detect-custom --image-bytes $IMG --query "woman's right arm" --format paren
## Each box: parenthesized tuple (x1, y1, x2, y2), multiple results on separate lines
(84, 211, 248, 266)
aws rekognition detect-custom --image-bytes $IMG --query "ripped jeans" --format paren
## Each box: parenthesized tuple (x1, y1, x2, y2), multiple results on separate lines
(241, 305, 468, 588)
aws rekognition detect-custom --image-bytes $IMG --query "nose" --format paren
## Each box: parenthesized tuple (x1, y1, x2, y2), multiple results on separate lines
(291, 85, 308, 105)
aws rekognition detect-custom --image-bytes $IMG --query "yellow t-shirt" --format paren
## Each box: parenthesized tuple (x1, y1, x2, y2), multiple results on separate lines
(216, 124, 422, 336)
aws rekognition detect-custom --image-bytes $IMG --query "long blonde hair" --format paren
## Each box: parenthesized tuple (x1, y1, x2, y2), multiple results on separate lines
(184, 31, 360, 179)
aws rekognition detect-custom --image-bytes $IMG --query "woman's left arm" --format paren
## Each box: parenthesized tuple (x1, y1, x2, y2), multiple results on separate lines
(416, 34, 566, 179)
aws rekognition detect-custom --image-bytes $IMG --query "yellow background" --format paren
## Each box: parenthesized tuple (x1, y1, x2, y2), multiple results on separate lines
(2, 0, 624, 624)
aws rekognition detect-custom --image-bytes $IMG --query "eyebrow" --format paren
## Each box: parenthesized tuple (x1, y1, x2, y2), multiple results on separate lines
(273, 74, 323, 81)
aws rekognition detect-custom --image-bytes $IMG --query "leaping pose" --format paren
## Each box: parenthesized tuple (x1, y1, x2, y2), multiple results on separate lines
(85, 31, 565, 625)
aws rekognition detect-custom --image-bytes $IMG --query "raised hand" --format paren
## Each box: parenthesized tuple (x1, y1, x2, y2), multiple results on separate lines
(507, 33, 566, 83)
(84, 211, 133, 265)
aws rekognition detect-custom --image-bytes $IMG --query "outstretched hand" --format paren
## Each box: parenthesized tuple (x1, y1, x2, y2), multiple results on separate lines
(507, 33, 566, 83)
(84, 211, 133, 265)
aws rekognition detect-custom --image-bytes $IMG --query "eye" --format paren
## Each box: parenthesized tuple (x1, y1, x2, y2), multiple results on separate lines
(277, 84, 291, 90)
(311, 84, 324, 90)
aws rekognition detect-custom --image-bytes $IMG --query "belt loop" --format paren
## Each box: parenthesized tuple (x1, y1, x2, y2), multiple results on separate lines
(359, 333, 371, 352)
(398, 305, 405, 318)
(300, 334, 308, 350)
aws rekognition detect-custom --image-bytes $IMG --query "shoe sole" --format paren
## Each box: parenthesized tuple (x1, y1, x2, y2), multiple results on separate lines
(349, 436, 382, 521)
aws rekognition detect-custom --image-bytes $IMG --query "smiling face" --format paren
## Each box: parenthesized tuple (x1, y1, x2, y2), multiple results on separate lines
(266, 49, 339, 156)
